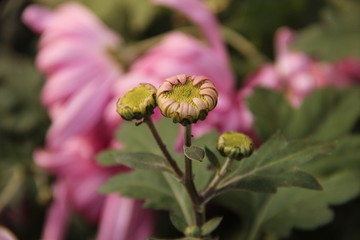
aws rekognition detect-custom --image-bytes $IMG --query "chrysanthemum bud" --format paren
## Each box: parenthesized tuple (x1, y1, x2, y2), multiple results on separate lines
(156, 74, 218, 126)
(217, 132, 254, 160)
(116, 83, 157, 121)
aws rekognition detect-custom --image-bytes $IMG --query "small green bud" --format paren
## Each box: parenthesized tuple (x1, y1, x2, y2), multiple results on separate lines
(116, 83, 157, 121)
(184, 225, 202, 237)
(217, 132, 254, 160)
(156, 74, 218, 126)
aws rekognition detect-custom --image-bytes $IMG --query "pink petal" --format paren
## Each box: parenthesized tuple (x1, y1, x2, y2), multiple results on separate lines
(96, 195, 154, 240)
(41, 182, 70, 240)
(46, 72, 115, 148)
(152, 0, 227, 62)
(0, 226, 17, 240)
(22, 5, 52, 33)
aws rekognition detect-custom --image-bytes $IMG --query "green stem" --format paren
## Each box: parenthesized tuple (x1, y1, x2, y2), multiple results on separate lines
(145, 118, 184, 179)
(201, 157, 234, 202)
(184, 124, 205, 227)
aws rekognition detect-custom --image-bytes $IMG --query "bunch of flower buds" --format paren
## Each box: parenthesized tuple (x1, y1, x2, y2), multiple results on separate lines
(116, 73, 255, 239)
(117, 74, 218, 125)
(117, 74, 254, 156)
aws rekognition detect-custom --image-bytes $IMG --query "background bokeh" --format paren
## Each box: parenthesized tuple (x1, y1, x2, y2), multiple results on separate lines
(0, 0, 359, 239)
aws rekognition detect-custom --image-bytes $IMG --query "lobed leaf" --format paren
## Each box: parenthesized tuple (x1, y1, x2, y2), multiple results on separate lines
(247, 87, 360, 142)
(286, 88, 360, 140)
(216, 170, 360, 239)
(246, 88, 293, 141)
(100, 170, 193, 232)
(217, 133, 332, 194)
(217, 87, 360, 239)
(293, 0, 360, 61)
(97, 150, 174, 173)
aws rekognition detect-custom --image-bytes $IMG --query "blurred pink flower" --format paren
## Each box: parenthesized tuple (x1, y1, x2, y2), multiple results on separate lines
(237, 27, 360, 133)
(241, 27, 360, 106)
(23, 3, 153, 240)
(23, 2, 123, 148)
(122, 0, 238, 138)
(0, 226, 17, 240)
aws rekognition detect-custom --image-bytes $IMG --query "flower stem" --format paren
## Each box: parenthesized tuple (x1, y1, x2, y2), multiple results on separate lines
(202, 157, 234, 202)
(145, 117, 184, 179)
(184, 124, 205, 227)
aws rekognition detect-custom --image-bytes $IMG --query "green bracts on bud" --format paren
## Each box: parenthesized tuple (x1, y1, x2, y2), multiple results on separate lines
(116, 83, 157, 121)
(156, 74, 218, 126)
(217, 132, 254, 160)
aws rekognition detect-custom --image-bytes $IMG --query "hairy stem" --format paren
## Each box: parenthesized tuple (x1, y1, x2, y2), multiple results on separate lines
(202, 157, 234, 202)
(184, 124, 205, 227)
(145, 118, 184, 179)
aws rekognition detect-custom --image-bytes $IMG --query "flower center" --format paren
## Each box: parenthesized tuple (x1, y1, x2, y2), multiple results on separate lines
(223, 132, 251, 148)
(122, 85, 153, 107)
(165, 80, 202, 106)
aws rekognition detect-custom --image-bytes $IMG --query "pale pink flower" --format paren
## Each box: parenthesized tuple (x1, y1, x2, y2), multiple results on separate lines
(241, 27, 360, 107)
(335, 57, 360, 84)
(237, 27, 360, 133)
(121, 0, 238, 137)
(23, 2, 123, 148)
(96, 194, 154, 240)
(0, 226, 17, 240)
(23, 3, 153, 240)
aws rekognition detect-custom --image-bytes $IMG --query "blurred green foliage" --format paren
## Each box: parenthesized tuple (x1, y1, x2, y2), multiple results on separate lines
(216, 87, 360, 239)
(0, 0, 359, 239)
(293, 0, 360, 60)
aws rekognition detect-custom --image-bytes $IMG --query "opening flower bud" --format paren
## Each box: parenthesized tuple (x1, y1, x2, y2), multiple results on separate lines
(116, 83, 157, 121)
(156, 74, 218, 126)
(217, 131, 254, 160)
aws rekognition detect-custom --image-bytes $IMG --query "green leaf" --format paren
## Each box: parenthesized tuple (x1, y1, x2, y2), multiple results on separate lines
(201, 217, 223, 236)
(263, 170, 360, 237)
(216, 170, 360, 239)
(247, 87, 360, 142)
(205, 147, 221, 170)
(96, 150, 174, 173)
(286, 88, 360, 140)
(115, 121, 160, 153)
(184, 146, 205, 162)
(217, 133, 331, 194)
(100, 170, 193, 232)
(115, 118, 180, 157)
(303, 134, 360, 176)
(217, 87, 360, 239)
(293, 0, 360, 60)
(246, 88, 293, 141)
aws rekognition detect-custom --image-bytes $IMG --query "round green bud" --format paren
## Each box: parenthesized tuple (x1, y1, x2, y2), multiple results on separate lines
(184, 225, 202, 237)
(156, 74, 218, 126)
(116, 83, 157, 121)
(217, 131, 254, 160)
